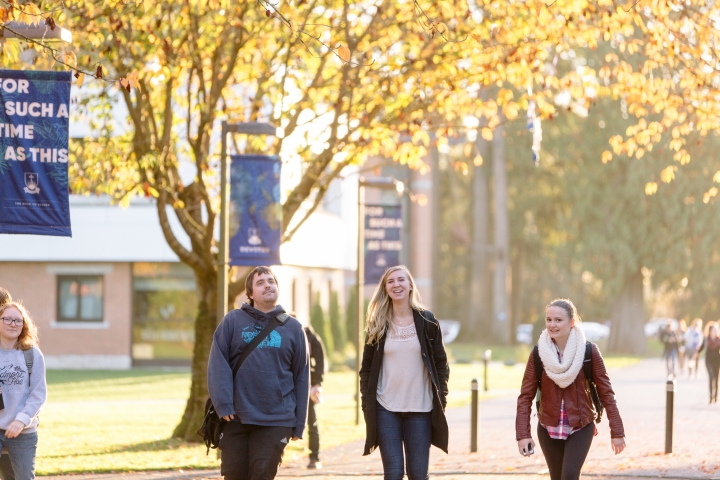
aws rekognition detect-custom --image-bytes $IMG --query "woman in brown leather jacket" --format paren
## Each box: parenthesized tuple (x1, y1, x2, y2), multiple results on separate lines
(516, 299, 626, 480)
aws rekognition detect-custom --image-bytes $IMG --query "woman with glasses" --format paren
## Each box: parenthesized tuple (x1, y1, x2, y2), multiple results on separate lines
(0, 302, 46, 480)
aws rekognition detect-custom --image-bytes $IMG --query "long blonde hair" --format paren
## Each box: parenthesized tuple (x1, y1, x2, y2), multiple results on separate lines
(365, 265, 425, 345)
(0, 302, 39, 351)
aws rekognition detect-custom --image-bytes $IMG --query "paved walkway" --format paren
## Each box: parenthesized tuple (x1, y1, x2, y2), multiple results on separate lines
(40, 358, 720, 479)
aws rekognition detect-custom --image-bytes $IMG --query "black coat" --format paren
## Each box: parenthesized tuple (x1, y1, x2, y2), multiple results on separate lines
(359, 308, 450, 455)
(304, 326, 327, 386)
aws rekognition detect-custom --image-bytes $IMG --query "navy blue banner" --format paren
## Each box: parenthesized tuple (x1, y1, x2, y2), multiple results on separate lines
(229, 155, 282, 266)
(364, 204, 402, 285)
(0, 70, 72, 236)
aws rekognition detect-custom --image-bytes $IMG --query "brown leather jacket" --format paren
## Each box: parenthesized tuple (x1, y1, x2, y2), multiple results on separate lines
(516, 343, 625, 440)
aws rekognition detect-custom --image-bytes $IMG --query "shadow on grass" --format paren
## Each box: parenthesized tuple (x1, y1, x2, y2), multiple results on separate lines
(47, 369, 189, 385)
(40, 438, 199, 459)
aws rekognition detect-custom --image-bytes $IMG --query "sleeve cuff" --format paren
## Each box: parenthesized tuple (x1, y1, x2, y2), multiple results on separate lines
(15, 413, 31, 426)
(215, 403, 235, 419)
(293, 426, 305, 438)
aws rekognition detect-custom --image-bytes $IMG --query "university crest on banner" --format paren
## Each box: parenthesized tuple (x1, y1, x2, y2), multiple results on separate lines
(0, 70, 72, 236)
(23, 172, 40, 195)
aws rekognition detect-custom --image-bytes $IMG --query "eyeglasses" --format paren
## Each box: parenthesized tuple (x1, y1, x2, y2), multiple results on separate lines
(0, 317, 23, 326)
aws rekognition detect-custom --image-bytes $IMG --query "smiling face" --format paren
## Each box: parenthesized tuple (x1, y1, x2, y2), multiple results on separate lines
(385, 268, 412, 305)
(248, 272, 278, 309)
(545, 305, 574, 343)
(0, 306, 23, 345)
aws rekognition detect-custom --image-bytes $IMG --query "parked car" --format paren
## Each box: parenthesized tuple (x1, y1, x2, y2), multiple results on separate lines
(438, 320, 461, 344)
(578, 322, 610, 342)
(644, 318, 678, 338)
(516, 324, 534, 345)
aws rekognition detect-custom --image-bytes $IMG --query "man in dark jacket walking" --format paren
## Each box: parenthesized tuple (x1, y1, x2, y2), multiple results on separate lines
(304, 325, 327, 469)
(208, 267, 310, 480)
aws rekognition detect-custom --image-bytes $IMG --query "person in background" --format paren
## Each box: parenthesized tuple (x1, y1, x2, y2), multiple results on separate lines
(684, 318, 704, 379)
(0, 301, 47, 480)
(677, 320, 688, 375)
(0, 289, 9, 306)
(659, 321, 679, 378)
(699, 321, 720, 404)
(304, 325, 327, 470)
(516, 299, 625, 480)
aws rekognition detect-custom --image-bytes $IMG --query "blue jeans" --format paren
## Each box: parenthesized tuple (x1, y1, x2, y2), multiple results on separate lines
(376, 402, 432, 480)
(0, 432, 37, 480)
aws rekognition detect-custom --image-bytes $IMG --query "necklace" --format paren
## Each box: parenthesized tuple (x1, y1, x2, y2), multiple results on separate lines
(393, 314, 413, 326)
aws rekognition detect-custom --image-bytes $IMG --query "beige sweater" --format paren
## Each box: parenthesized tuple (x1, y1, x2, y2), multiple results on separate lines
(376, 323, 433, 412)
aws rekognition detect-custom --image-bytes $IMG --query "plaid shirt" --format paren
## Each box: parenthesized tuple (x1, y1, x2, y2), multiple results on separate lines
(544, 400, 579, 440)
(542, 343, 580, 440)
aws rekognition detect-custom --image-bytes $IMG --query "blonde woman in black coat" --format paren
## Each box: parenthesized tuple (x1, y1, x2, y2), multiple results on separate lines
(359, 265, 449, 480)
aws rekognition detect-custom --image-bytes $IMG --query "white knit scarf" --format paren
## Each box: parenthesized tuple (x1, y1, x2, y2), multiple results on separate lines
(537, 326, 587, 389)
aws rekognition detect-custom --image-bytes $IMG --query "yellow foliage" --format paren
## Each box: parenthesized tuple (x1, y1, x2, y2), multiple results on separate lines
(645, 182, 658, 195)
(660, 166, 677, 183)
(601, 151, 613, 164)
(703, 187, 718, 204)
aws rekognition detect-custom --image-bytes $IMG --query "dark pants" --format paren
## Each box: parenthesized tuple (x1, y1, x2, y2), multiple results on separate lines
(376, 402, 432, 480)
(537, 422, 594, 480)
(0, 453, 14, 480)
(707, 361, 720, 402)
(219, 421, 293, 480)
(307, 400, 319, 461)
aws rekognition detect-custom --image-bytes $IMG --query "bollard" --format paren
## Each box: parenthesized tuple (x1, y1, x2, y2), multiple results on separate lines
(471, 379, 479, 453)
(483, 350, 491, 392)
(665, 378, 676, 454)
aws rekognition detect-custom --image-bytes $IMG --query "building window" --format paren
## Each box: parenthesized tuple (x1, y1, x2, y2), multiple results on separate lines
(57, 276, 104, 322)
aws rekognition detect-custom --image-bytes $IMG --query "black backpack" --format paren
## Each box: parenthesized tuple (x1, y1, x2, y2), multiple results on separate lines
(532, 341, 604, 424)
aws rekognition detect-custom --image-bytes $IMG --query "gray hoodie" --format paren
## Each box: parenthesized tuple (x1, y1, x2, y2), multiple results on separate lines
(207, 304, 309, 438)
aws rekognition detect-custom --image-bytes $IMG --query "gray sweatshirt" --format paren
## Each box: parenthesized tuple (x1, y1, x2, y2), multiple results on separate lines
(207, 304, 310, 438)
(0, 346, 46, 433)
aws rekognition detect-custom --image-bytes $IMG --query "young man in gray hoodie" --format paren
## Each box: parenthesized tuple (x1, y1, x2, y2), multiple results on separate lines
(208, 267, 309, 480)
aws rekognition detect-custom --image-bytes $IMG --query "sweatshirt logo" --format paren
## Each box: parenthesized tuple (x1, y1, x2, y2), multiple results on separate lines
(0, 364, 25, 387)
(242, 326, 282, 349)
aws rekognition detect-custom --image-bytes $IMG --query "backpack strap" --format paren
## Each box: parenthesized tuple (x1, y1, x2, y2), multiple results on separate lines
(23, 348, 33, 377)
(583, 341, 594, 383)
(532, 344, 543, 389)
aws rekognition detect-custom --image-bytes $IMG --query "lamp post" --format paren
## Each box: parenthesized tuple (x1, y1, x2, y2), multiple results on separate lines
(1, 21, 73, 43)
(355, 176, 404, 425)
(217, 121, 277, 323)
(483, 349, 492, 392)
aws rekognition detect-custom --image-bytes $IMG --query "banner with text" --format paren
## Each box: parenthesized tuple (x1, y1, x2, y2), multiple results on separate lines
(0, 70, 72, 236)
(364, 204, 402, 285)
(229, 155, 282, 266)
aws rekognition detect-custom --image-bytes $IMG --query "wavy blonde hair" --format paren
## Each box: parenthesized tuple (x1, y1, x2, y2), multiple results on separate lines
(365, 265, 425, 345)
(0, 302, 39, 350)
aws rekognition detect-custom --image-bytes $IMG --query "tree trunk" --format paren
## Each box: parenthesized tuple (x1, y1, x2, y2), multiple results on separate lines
(511, 243, 526, 344)
(492, 122, 510, 344)
(173, 271, 218, 440)
(608, 269, 646, 355)
(469, 145, 490, 341)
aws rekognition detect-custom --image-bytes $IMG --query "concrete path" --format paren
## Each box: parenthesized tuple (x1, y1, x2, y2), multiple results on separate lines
(40, 358, 720, 479)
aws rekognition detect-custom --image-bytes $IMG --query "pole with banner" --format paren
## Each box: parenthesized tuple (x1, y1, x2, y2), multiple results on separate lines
(217, 122, 277, 323)
(0, 70, 72, 236)
(364, 204, 403, 285)
(354, 177, 404, 425)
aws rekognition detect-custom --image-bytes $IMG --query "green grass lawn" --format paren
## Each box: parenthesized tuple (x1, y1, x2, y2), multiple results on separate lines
(37, 346, 645, 475)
